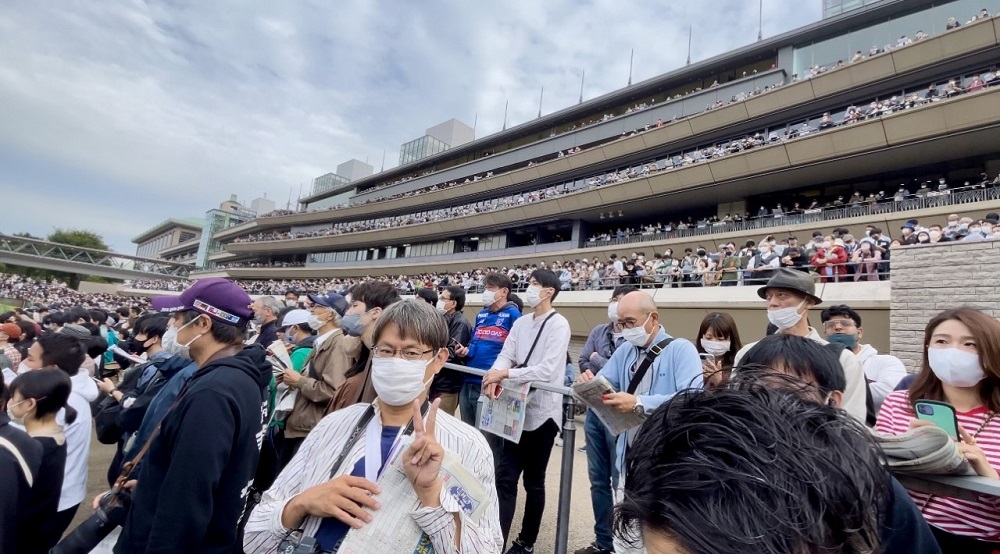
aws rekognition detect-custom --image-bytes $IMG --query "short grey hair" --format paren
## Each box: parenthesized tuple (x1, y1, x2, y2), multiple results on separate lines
(371, 299, 448, 349)
(258, 296, 283, 317)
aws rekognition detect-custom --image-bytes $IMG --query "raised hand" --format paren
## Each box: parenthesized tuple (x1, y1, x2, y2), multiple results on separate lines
(403, 398, 445, 507)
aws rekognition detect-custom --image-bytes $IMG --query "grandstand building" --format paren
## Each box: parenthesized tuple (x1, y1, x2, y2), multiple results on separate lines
(196, 0, 1000, 282)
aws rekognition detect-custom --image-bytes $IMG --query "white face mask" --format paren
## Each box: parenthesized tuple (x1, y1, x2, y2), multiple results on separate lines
(700, 339, 731, 356)
(927, 348, 985, 387)
(17, 361, 33, 375)
(767, 300, 806, 331)
(524, 285, 545, 308)
(607, 302, 619, 322)
(161, 318, 200, 358)
(436, 300, 448, 313)
(371, 355, 435, 406)
(482, 289, 497, 306)
(622, 314, 652, 347)
(307, 314, 326, 331)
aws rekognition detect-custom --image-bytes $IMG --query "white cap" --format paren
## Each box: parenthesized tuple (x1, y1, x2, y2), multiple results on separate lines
(280, 309, 310, 328)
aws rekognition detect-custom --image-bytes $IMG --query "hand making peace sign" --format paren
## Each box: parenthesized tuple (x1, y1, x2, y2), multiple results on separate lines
(402, 398, 445, 506)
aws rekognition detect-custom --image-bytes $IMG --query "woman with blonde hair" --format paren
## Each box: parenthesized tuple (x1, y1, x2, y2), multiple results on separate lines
(877, 307, 1000, 552)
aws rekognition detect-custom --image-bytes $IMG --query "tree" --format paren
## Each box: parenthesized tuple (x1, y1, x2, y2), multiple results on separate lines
(48, 229, 110, 251)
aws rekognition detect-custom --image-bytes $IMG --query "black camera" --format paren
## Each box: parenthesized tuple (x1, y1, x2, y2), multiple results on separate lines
(51, 490, 131, 554)
(277, 531, 320, 553)
(917, 404, 935, 416)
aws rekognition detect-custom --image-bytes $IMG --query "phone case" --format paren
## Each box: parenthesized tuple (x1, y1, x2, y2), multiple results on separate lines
(915, 400, 959, 440)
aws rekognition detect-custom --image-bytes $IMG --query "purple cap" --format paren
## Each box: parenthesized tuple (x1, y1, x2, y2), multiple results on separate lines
(151, 278, 254, 328)
(307, 292, 349, 317)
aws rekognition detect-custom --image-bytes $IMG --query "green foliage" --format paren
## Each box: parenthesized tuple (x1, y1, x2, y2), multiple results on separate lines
(47, 229, 109, 251)
(2, 229, 112, 289)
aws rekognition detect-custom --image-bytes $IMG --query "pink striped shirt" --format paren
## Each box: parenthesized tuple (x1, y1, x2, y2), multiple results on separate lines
(877, 390, 1000, 540)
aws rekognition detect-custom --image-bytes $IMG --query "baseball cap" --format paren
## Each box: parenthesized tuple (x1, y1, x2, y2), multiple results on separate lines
(280, 309, 310, 329)
(0, 323, 22, 341)
(151, 278, 254, 328)
(307, 292, 349, 317)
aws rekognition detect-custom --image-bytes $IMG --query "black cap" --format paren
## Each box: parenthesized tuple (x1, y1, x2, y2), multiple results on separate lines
(307, 292, 349, 317)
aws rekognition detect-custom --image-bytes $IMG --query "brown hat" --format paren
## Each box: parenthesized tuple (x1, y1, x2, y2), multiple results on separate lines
(0, 323, 22, 341)
(757, 268, 822, 305)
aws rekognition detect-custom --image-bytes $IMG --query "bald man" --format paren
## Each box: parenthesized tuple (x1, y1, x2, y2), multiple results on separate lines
(578, 291, 702, 553)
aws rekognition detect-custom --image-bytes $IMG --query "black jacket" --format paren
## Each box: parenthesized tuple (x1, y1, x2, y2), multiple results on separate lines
(254, 320, 278, 349)
(116, 345, 270, 554)
(430, 310, 473, 395)
(0, 413, 43, 554)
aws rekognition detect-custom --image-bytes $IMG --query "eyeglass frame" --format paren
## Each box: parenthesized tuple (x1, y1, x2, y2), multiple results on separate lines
(371, 345, 438, 361)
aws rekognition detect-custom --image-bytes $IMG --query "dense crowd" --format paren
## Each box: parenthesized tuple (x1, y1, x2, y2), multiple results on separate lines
(1, 274, 148, 311)
(3, 261, 1000, 552)
(230, 64, 999, 246)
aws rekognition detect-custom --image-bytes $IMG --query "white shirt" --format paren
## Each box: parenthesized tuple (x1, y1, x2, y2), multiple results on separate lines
(243, 403, 503, 553)
(312, 327, 340, 348)
(59, 370, 97, 510)
(491, 309, 572, 432)
(854, 344, 907, 413)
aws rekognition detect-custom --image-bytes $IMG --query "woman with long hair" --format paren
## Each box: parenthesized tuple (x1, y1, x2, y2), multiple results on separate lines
(6, 369, 76, 554)
(695, 312, 743, 388)
(876, 307, 1000, 552)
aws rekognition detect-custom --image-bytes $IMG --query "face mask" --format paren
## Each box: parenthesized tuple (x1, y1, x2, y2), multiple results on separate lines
(482, 289, 497, 306)
(927, 348, 985, 387)
(6, 404, 25, 426)
(341, 312, 367, 337)
(133, 337, 150, 355)
(307, 314, 326, 331)
(826, 333, 858, 350)
(282, 331, 295, 345)
(948, 221, 958, 227)
(252, 316, 264, 325)
(822, 242, 832, 249)
(285, 299, 298, 308)
(607, 302, 618, 322)
(17, 361, 32, 375)
(700, 339, 731, 356)
(902, 228, 913, 236)
(371, 355, 434, 406)
(971, 227, 982, 235)
(767, 300, 806, 331)
(622, 314, 652, 347)
(524, 285, 546, 308)
(436, 300, 448, 313)
(162, 318, 200, 358)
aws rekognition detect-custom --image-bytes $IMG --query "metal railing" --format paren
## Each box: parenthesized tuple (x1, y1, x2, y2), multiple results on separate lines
(441, 362, 577, 554)
(0, 233, 191, 278)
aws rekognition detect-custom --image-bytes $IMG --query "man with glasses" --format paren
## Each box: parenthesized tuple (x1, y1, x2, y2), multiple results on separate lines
(482, 270, 571, 554)
(245, 300, 504, 553)
(578, 290, 702, 554)
(820, 304, 906, 413)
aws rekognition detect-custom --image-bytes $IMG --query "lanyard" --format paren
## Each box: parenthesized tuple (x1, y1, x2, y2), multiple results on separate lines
(363, 417, 407, 482)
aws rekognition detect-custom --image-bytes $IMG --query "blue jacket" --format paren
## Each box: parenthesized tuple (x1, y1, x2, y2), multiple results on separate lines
(462, 302, 521, 383)
(124, 355, 198, 462)
(595, 326, 702, 472)
(579, 322, 621, 374)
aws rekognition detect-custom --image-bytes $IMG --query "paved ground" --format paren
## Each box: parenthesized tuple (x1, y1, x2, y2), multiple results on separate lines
(75, 338, 601, 551)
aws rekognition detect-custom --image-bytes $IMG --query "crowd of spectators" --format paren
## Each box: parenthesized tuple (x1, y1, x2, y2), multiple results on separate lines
(229, 63, 999, 247)
(1, 274, 148, 311)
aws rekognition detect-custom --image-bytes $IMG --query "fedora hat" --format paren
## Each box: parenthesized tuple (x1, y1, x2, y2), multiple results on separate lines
(757, 268, 822, 305)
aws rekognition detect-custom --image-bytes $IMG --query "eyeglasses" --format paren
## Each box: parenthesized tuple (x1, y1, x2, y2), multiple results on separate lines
(618, 313, 651, 330)
(372, 346, 436, 361)
(822, 319, 856, 329)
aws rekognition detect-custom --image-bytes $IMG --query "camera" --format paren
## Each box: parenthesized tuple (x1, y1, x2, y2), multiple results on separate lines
(51, 490, 131, 553)
(916, 404, 935, 416)
(277, 532, 320, 553)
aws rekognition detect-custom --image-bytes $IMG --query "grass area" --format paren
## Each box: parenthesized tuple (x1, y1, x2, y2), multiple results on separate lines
(0, 303, 17, 313)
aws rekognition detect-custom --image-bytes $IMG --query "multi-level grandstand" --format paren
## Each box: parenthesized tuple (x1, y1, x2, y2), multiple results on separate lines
(193, 0, 1000, 284)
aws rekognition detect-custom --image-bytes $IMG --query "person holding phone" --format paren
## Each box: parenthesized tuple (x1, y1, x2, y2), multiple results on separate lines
(876, 307, 1000, 552)
(695, 312, 742, 388)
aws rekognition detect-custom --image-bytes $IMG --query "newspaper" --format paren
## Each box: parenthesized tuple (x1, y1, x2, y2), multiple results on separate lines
(571, 376, 646, 436)
(266, 340, 293, 377)
(108, 345, 146, 366)
(477, 380, 530, 443)
(338, 441, 488, 552)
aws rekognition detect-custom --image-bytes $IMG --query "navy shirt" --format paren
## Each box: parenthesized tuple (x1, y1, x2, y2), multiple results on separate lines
(315, 426, 401, 551)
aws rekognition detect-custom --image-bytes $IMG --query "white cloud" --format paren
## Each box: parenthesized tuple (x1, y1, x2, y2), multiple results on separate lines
(0, 0, 819, 252)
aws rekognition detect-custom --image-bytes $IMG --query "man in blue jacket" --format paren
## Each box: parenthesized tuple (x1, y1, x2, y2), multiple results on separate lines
(581, 291, 702, 553)
(112, 278, 270, 553)
(453, 272, 521, 426)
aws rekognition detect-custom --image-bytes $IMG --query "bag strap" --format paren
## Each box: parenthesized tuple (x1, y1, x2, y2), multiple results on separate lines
(327, 405, 377, 479)
(516, 312, 556, 368)
(0, 436, 33, 488)
(627, 338, 674, 395)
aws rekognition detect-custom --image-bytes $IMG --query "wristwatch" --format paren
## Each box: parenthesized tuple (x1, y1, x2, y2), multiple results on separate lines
(632, 398, 644, 415)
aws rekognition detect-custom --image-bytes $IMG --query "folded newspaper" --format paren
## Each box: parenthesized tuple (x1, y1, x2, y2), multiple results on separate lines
(571, 376, 646, 436)
(876, 425, 976, 476)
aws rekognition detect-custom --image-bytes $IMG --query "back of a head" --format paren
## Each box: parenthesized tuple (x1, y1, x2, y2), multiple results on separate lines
(349, 281, 401, 310)
(37, 333, 87, 376)
(9, 368, 77, 424)
(616, 386, 887, 553)
(737, 333, 846, 395)
(415, 288, 438, 306)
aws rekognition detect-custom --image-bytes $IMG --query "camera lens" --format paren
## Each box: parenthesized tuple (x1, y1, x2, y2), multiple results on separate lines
(917, 404, 934, 415)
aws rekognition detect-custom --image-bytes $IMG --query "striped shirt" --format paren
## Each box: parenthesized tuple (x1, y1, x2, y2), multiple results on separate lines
(876, 390, 1000, 540)
(243, 403, 503, 553)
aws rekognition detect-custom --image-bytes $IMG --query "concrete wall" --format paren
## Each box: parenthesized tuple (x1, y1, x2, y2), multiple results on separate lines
(890, 239, 1000, 372)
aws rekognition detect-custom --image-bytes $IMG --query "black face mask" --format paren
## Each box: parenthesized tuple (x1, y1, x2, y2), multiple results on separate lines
(133, 336, 149, 355)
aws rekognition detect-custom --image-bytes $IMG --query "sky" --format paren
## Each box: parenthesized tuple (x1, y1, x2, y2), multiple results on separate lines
(0, 0, 820, 253)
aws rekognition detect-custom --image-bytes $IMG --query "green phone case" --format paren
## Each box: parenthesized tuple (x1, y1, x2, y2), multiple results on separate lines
(915, 400, 959, 440)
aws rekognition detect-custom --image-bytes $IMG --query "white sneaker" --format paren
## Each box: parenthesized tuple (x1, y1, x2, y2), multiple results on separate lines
(555, 436, 564, 447)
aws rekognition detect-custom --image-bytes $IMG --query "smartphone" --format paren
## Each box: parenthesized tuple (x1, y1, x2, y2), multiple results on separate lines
(699, 353, 716, 364)
(915, 400, 960, 440)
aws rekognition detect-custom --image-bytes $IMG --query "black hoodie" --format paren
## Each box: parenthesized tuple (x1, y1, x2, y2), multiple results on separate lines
(116, 345, 270, 554)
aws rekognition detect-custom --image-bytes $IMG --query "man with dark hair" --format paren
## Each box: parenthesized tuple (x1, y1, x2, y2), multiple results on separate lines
(820, 304, 905, 413)
(430, 286, 472, 415)
(112, 278, 270, 553)
(415, 287, 438, 306)
(574, 285, 636, 554)
(24, 332, 96, 536)
(454, 272, 521, 426)
(283, 289, 300, 308)
(483, 270, 571, 553)
(615, 384, 927, 554)
(733, 334, 941, 554)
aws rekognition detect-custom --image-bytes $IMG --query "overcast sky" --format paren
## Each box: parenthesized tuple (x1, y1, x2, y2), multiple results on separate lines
(0, 1, 820, 253)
